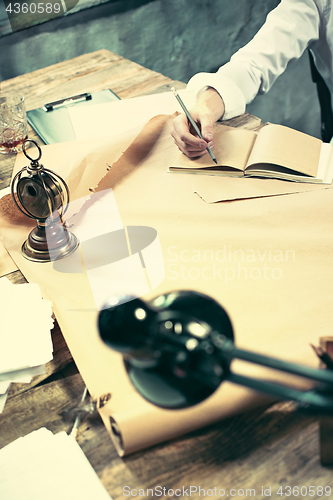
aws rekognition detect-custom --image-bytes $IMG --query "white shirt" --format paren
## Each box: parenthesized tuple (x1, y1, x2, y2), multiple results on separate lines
(187, 0, 333, 120)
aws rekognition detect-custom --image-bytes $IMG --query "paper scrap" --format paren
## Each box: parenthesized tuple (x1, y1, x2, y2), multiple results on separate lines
(0, 428, 111, 500)
(0, 278, 53, 412)
(191, 174, 332, 203)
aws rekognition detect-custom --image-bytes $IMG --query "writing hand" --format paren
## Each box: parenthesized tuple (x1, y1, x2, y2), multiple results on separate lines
(171, 88, 225, 158)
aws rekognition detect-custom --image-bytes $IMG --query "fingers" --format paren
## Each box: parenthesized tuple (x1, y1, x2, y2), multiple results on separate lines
(172, 137, 209, 158)
(171, 105, 215, 158)
(171, 127, 208, 158)
(199, 112, 214, 144)
(171, 114, 203, 147)
(171, 112, 214, 158)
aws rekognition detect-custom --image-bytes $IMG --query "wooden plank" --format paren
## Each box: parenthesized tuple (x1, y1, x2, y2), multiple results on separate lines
(0, 51, 122, 189)
(5, 269, 28, 284)
(0, 373, 86, 449)
(0, 50, 181, 190)
(104, 403, 320, 500)
(0, 50, 122, 106)
(1, 374, 326, 500)
(0, 50, 174, 111)
(318, 337, 333, 464)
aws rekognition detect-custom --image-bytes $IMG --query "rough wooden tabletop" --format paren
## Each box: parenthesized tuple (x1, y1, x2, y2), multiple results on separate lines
(0, 49, 331, 500)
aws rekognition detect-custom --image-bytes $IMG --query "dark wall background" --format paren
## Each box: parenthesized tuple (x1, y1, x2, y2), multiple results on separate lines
(0, 0, 321, 137)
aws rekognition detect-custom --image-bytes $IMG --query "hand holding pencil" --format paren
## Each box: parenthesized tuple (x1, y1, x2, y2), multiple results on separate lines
(170, 87, 225, 161)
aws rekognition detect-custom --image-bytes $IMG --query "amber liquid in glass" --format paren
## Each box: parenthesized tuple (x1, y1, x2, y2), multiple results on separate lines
(0, 134, 28, 154)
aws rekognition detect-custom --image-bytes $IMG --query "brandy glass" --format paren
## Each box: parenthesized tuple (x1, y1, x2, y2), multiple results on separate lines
(0, 93, 28, 154)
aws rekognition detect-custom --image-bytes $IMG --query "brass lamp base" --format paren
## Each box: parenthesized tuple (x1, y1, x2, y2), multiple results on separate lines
(21, 221, 79, 263)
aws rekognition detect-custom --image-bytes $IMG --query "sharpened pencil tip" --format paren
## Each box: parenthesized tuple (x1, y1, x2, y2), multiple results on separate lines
(213, 157, 218, 164)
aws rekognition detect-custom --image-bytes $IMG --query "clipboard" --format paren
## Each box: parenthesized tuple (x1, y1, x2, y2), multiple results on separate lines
(27, 89, 120, 144)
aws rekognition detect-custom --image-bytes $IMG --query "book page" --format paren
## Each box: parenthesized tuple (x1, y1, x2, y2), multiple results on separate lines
(246, 124, 322, 177)
(170, 125, 257, 172)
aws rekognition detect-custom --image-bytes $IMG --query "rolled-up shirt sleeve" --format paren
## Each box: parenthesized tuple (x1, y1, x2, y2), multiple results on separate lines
(187, 0, 321, 120)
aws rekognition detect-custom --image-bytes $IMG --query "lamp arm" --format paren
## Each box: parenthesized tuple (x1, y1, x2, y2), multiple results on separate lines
(227, 373, 333, 412)
(215, 340, 333, 412)
(217, 339, 333, 385)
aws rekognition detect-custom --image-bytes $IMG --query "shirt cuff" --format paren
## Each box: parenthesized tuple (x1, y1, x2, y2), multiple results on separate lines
(186, 72, 246, 120)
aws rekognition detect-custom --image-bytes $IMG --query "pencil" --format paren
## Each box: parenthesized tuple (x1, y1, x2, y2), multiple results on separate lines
(171, 87, 218, 164)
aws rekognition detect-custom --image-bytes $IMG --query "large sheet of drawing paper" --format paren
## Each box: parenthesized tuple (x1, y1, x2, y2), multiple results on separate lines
(0, 115, 332, 456)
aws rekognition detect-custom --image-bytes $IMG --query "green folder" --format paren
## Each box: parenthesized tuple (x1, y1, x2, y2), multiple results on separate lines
(27, 89, 120, 144)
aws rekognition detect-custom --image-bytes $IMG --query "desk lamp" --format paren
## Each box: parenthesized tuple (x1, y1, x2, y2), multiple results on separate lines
(11, 139, 78, 262)
(98, 290, 333, 412)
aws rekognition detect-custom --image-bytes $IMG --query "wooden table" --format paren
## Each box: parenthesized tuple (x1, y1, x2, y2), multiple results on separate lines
(0, 50, 331, 500)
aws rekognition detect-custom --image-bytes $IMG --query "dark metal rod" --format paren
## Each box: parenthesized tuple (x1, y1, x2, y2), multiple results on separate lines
(228, 373, 333, 412)
(221, 341, 333, 385)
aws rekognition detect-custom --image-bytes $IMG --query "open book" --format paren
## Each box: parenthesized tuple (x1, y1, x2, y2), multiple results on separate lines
(169, 123, 333, 184)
